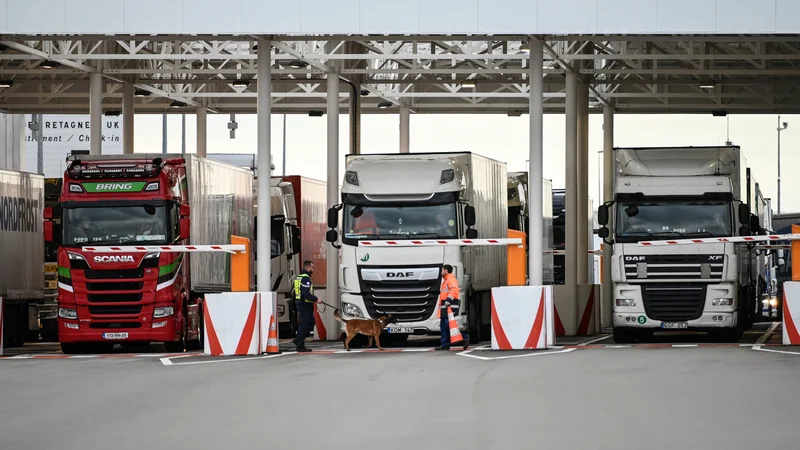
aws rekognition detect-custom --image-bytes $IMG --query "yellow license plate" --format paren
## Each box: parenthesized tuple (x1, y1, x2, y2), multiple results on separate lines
(46, 280, 57, 290)
(44, 264, 58, 274)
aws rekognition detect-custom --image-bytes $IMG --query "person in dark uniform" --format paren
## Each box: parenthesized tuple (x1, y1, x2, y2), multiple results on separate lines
(292, 260, 321, 352)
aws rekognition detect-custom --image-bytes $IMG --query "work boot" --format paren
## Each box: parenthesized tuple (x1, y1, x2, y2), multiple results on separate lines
(434, 345, 449, 351)
(296, 347, 312, 353)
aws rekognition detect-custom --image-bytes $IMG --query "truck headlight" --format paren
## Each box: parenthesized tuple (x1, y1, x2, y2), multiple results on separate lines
(712, 298, 733, 306)
(153, 306, 174, 318)
(67, 252, 85, 262)
(58, 308, 78, 320)
(345, 171, 359, 186)
(342, 302, 364, 318)
(616, 299, 636, 307)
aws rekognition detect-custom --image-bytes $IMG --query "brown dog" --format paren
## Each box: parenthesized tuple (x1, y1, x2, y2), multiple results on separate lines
(334, 309, 398, 351)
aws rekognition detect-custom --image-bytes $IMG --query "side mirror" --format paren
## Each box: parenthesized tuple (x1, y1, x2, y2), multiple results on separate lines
(738, 204, 750, 224)
(291, 225, 301, 255)
(180, 204, 191, 217)
(43, 206, 53, 220)
(326, 229, 338, 243)
(466, 228, 478, 239)
(779, 258, 786, 266)
(44, 220, 53, 242)
(749, 215, 760, 232)
(778, 249, 785, 259)
(327, 207, 339, 228)
(739, 225, 751, 236)
(598, 227, 610, 239)
(464, 205, 476, 227)
(180, 218, 190, 240)
(598, 205, 609, 226)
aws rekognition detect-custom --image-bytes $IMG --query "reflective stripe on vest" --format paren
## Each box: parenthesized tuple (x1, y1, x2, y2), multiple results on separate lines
(293, 273, 314, 302)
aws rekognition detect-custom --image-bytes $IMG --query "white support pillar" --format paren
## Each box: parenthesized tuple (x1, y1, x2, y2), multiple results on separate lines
(122, 83, 134, 154)
(565, 71, 579, 329)
(256, 39, 272, 293)
(196, 106, 207, 157)
(89, 72, 103, 155)
(577, 78, 590, 285)
(399, 106, 410, 153)
(528, 38, 544, 286)
(327, 73, 341, 309)
(602, 104, 614, 329)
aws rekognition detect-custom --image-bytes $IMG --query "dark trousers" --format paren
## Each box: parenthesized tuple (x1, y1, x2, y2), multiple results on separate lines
(440, 310, 469, 348)
(294, 301, 316, 347)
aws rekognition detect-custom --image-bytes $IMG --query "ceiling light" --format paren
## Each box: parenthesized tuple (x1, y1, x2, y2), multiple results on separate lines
(377, 101, 393, 109)
(360, 89, 370, 96)
(308, 110, 323, 117)
(134, 88, 151, 97)
(286, 59, 309, 69)
(519, 42, 530, 53)
(0, 80, 13, 88)
(170, 100, 187, 108)
(462, 80, 476, 88)
(40, 60, 60, 69)
(104, 110, 121, 117)
(700, 82, 716, 89)
(231, 79, 250, 88)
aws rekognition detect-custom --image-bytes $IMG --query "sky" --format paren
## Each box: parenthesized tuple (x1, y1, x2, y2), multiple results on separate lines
(122, 112, 800, 213)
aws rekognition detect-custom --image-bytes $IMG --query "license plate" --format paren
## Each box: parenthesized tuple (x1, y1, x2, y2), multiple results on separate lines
(102, 332, 129, 340)
(46, 280, 57, 290)
(661, 322, 688, 329)
(387, 327, 413, 334)
(44, 264, 57, 274)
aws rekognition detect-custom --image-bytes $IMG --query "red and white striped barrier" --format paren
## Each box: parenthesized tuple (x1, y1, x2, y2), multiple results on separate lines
(490, 286, 554, 350)
(783, 282, 800, 346)
(358, 238, 522, 247)
(83, 245, 246, 254)
(203, 292, 261, 356)
(637, 234, 800, 247)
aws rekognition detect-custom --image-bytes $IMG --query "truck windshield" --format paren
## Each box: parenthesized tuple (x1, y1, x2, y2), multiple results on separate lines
(616, 200, 732, 242)
(342, 203, 458, 240)
(63, 205, 171, 246)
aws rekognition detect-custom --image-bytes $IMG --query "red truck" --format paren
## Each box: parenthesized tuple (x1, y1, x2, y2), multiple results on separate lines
(45, 154, 255, 354)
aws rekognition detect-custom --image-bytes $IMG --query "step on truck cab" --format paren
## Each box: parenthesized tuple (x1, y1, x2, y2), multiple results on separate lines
(597, 146, 768, 343)
(325, 152, 508, 343)
(46, 154, 254, 354)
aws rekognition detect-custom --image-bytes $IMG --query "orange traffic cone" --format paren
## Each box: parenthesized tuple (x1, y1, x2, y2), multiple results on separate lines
(266, 314, 281, 354)
(447, 305, 464, 347)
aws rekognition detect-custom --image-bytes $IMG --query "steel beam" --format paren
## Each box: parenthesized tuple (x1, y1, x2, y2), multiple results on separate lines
(122, 82, 134, 154)
(529, 38, 544, 286)
(256, 39, 272, 293)
(89, 72, 103, 155)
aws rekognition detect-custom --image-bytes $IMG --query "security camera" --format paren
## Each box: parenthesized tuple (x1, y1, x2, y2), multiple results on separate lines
(783, 122, 789, 129)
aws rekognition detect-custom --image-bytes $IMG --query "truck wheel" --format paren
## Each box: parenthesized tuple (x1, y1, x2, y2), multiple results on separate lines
(164, 317, 187, 353)
(466, 293, 481, 344)
(61, 343, 93, 354)
(186, 303, 203, 351)
(613, 328, 636, 344)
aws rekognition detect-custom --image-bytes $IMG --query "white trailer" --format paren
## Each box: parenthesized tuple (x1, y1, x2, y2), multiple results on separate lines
(326, 152, 507, 343)
(597, 146, 766, 343)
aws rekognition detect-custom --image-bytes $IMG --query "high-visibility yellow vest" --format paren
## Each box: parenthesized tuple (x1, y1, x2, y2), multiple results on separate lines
(293, 273, 314, 302)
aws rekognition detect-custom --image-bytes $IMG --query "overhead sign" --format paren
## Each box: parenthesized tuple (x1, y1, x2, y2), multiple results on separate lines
(24, 114, 124, 177)
(82, 182, 146, 193)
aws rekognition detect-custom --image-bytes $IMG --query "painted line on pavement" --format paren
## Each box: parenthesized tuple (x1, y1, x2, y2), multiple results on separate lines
(752, 345, 800, 356)
(578, 335, 611, 346)
(161, 352, 295, 366)
(457, 348, 576, 361)
(756, 322, 780, 345)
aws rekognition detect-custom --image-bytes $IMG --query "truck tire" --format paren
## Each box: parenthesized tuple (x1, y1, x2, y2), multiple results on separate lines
(164, 315, 187, 353)
(186, 302, 203, 351)
(467, 294, 481, 344)
(61, 343, 93, 354)
(613, 328, 637, 344)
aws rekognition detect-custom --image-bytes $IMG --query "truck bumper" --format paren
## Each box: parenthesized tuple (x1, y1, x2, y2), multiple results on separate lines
(340, 293, 466, 335)
(613, 282, 738, 330)
(58, 317, 179, 343)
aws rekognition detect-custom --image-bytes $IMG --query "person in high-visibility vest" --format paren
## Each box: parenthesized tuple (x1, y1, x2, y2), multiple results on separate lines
(292, 260, 321, 352)
(435, 264, 469, 351)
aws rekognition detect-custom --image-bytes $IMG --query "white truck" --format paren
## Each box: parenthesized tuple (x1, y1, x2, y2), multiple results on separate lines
(325, 152, 508, 344)
(597, 146, 766, 343)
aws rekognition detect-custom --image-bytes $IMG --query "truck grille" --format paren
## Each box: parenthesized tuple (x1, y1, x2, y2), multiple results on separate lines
(358, 266, 441, 322)
(88, 305, 143, 315)
(642, 283, 706, 322)
(624, 254, 723, 282)
(87, 293, 143, 303)
(84, 268, 145, 280)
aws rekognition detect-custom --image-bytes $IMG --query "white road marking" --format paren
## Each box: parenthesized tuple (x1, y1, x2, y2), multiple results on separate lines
(457, 348, 576, 361)
(752, 345, 800, 356)
(578, 335, 610, 346)
(756, 322, 780, 345)
(672, 344, 698, 348)
(606, 345, 631, 349)
(160, 352, 294, 366)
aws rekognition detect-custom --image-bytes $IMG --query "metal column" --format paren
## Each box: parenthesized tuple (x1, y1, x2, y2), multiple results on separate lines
(565, 71, 579, 329)
(196, 106, 207, 157)
(602, 104, 615, 329)
(122, 83, 134, 154)
(89, 72, 103, 155)
(327, 73, 341, 309)
(528, 38, 544, 286)
(577, 78, 590, 285)
(399, 106, 410, 153)
(256, 39, 272, 293)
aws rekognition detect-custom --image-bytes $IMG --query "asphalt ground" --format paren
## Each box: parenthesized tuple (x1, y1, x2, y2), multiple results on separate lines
(2, 322, 799, 450)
